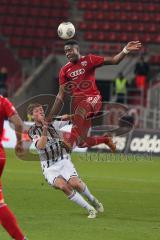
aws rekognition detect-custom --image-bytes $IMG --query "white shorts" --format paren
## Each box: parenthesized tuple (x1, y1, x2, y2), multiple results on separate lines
(43, 155, 78, 186)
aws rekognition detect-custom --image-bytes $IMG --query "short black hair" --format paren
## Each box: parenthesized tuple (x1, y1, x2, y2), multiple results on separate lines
(64, 39, 79, 46)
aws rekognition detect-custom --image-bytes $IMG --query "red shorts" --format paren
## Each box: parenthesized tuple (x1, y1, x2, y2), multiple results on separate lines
(0, 147, 6, 202)
(70, 95, 102, 141)
(72, 95, 102, 114)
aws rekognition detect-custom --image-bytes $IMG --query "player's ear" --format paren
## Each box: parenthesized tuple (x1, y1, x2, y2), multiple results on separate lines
(75, 45, 79, 52)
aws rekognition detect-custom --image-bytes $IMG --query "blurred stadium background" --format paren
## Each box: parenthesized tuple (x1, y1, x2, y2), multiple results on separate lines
(0, 0, 160, 128)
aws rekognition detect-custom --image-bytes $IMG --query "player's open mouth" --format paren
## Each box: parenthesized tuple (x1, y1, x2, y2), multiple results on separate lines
(68, 55, 73, 61)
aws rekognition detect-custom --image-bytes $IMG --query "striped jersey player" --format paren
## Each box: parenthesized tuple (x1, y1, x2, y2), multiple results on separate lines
(28, 116, 68, 170)
(28, 103, 104, 218)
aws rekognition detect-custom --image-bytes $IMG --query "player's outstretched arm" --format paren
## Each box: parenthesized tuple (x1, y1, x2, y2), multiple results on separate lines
(9, 113, 24, 154)
(47, 85, 65, 121)
(103, 41, 142, 65)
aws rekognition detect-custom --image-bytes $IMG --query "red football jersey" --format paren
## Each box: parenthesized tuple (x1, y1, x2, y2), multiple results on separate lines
(0, 96, 16, 142)
(59, 54, 105, 97)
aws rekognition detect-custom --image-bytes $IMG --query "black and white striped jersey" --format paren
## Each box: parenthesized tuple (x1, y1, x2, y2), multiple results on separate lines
(28, 120, 70, 169)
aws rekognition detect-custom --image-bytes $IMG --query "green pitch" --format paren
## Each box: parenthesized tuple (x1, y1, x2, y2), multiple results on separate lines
(1, 150, 160, 240)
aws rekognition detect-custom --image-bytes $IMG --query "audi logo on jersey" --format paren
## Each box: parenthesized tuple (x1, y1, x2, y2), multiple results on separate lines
(70, 68, 85, 78)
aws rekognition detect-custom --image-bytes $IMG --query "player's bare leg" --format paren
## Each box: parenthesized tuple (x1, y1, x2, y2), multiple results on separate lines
(54, 177, 97, 218)
(68, 177, 104, 213)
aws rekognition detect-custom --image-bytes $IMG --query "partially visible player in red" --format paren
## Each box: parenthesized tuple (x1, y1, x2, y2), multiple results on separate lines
(0, 95, 27, 240)
(48, 40, 142, 151)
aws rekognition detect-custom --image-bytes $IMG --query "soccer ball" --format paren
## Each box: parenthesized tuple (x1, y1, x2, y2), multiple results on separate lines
(57, 22, 75, 40)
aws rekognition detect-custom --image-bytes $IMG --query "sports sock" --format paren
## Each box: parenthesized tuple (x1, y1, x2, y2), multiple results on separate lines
(86, 136, 108, 146)
(79, 136, 109, 148)
(0, 204, 25, 240)
(82, 185, 95, 202)
(69, 191, 92, 211)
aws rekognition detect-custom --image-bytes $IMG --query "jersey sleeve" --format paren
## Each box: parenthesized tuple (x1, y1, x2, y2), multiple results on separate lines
(89, 54, 105, 68)
(52, 120, 70, 130)
(2, 97, 16, 118)
(59, 67, 67, 85)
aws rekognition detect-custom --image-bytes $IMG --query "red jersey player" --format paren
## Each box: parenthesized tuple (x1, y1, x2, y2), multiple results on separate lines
(0, 95, 27, 240)
(48, 40, 142, 151)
